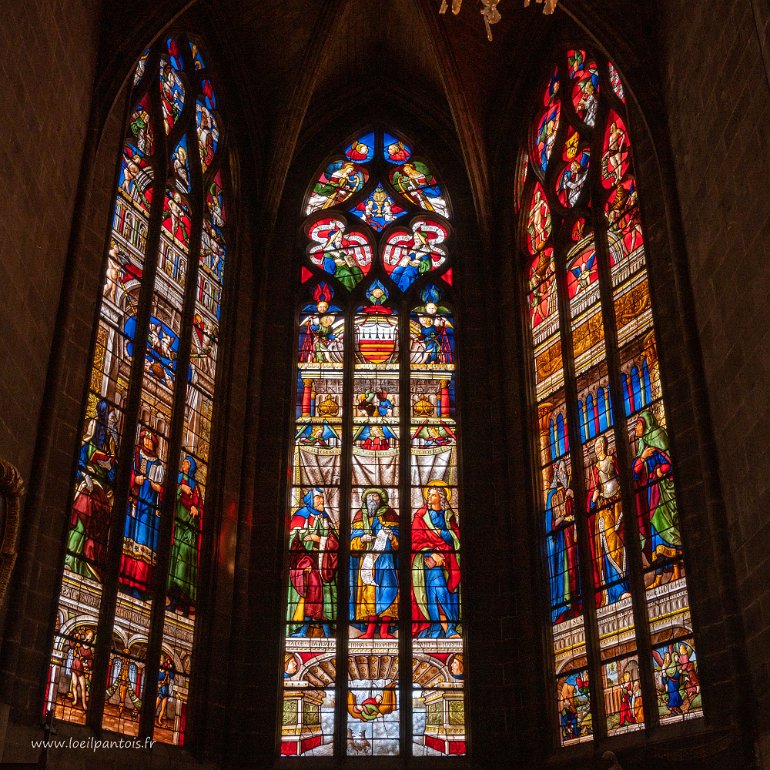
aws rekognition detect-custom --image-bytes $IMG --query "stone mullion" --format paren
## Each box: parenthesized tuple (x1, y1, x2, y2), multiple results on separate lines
(333, 292, 355, 757)
(398, 294, 412, 758)
(88, 45, 169, 731)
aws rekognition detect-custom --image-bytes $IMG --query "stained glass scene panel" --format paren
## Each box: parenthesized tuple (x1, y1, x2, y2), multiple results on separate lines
(382, 220, 449, 293)
(566, 230, 600, 320)
(349, 183, 407, 232)
(195, 100, 219, 174)
(389, 160, 449, 218)
(412, 650, 465, 755)
(281, 638, 337, 755)
(347, 672, 400, 756)
(652, 638, 702, 723)
(129, 95, 154, 157)
(306, 159, 369, 214)
(556, 132, 590, 208)
(410, 370, 455, 422)
(556, 664, 592, 746)
(570, 52, 600, 127)
(307, 216, 373, 291)
(602, 656, 645, 735)
(159, 57, 184, 135)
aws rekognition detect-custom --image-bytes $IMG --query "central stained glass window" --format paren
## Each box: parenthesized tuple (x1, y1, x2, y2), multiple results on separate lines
(280, 130, 465, 757)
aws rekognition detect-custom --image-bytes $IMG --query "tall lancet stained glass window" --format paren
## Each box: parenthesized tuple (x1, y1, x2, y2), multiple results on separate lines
(281, 130, 464, 757)
(517, 50, 702, 746)
(44, 35, 231, 747)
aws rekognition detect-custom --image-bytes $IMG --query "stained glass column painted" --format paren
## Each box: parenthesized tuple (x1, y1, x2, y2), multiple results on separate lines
(409, 283, 464, 756)
(518, 50, 703, 747)
(281, 280, 345, 756)
(348, 281, 401, 756)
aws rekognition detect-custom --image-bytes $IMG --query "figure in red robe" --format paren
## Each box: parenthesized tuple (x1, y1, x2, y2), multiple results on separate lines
(411, 482, 461, 639)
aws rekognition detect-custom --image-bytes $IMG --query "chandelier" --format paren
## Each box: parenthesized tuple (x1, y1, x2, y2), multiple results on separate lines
(439, 0, 559, 41)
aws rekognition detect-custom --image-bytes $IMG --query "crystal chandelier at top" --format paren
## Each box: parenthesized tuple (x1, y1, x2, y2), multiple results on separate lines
(439, 0, 558, 41)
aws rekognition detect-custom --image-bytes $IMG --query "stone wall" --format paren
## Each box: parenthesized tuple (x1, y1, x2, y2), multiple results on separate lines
(657, 2, 770, 763)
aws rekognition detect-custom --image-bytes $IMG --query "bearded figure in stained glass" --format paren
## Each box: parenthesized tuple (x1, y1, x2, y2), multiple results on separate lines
(167, 454, 202, 615)
(350, 488, 399, 639)
(587, 436, 630, 605)
(120, 428, 165, 598)
(66, 399, 118, 580)
(632, 410, 682, 586)
(411, 482, 461, 639)
(288, 488, 339, 637)
(545, 459, 580, 622)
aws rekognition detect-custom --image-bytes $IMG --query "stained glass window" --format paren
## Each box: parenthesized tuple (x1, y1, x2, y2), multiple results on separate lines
(518, 51, 702, 746)
(282, 130, 465, 758)
(44, 34, 231, 747)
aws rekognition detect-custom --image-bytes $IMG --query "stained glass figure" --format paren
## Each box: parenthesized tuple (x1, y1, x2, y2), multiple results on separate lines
(390, 161, 449, 218)
(306, 160, 369, 214)
(569, 52, 600, 127)
(306, 216, 373, 290)
(533, 68, 560, 172)
(346, 132, 375, 163)
(384, 132, 412, 163)
(350, 183, 407, 231)
(196, 100, 218, 173)
(382, 220, 448, 292)
(520, 51, 702, 746)
(46, 35, 231, 748)
(556, 140, 590, 208)
(286, 131, 462, 757)
(130, 95, 154, 156)
(160, 57, 184, 135)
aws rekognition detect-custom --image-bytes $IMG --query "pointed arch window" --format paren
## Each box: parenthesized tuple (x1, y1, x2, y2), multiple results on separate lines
(280, 130, 466, 757)
(517, 50, 703, 745)
(44, 34, 231, 747)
